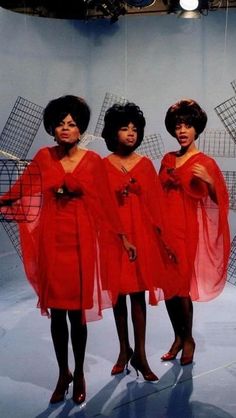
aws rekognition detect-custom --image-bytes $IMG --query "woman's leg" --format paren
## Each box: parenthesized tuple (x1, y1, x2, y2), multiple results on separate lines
(180, 296, 195, 365)
(162, 296, 195, 364)
(181, 296, 193, 339)
(68, 310, 87, 404)
(111, 294, 133, 375)
(50, 308, 73, 403)
(161, 296, 184, 360)
(130, 291, 158, 381)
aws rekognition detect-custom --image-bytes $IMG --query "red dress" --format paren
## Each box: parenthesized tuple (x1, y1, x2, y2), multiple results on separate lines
(159, 152, 230, 301)
(5, 147, 125, 321)
(103, 155, 175, 304)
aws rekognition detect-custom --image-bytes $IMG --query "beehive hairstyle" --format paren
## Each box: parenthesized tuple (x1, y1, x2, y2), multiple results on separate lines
(102, 102, 146, 152)
(43, 95, 90, 136)
(165, 99, 207, 139)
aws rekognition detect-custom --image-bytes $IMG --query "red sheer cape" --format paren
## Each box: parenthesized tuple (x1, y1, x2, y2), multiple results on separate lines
(103, 156, 178, 305)
(3, 147, 125, 321)
(159, 152, 230, 301)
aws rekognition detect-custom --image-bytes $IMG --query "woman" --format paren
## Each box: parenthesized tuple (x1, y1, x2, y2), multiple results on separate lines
(102, 102, 175, 381)
(0, 95, 136, 404)
(159, 99, 230, 365)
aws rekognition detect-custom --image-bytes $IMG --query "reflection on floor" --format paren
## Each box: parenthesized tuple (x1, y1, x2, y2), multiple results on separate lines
(0, 253, 236, 418)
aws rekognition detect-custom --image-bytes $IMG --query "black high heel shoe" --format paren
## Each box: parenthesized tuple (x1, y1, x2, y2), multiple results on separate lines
(50, 371, 73, 404)
(73, 374, 86, 405)
(111, 347, 133, 375)
(180, 338, 195, 366)
(130, 356, 159, 382)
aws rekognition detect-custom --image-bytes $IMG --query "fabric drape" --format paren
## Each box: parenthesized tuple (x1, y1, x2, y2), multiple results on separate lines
(103, 156, 176, 305)
(3, 147, 125, 321)
(159, 152, 230, 301)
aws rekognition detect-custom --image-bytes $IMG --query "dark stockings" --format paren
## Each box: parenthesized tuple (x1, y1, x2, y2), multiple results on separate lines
(165, 296, 194, 354)
(68, 310, 87, 377)
(51, 308, 70, 377)
(113, 295, 131, 365)
(50, 308, 87, 377)
(130, 292, 149, 367)
(113, 291, 151, 371)
(50, 308, 87, 403)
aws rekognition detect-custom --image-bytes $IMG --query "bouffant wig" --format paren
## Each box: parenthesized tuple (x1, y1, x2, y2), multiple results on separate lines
(102, 102, 146, 152)
(43, 95, 90, 136)
(165, 99, 207, 139)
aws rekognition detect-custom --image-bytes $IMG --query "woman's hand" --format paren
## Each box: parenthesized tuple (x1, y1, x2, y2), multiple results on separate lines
(120, 235, 137, 261)
(192, 163, 213, 185)
(156, 227, 178, 264)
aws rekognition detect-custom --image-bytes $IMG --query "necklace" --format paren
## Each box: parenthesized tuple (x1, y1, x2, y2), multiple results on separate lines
(111, 152, 142, 171)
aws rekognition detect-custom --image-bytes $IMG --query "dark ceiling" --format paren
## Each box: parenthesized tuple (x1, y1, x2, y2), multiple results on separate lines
(0, 0, 235, 21)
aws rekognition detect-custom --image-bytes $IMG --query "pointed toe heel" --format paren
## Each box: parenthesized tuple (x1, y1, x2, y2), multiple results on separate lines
(50, 371, 73, 404)
(161, 341, 183, 362)
(161, 351, 177, 361)
(73, 375, 86, 405)
(130, 356, 159, 382)
(111, 347, 133, 376)
(111, 363, 126, 375)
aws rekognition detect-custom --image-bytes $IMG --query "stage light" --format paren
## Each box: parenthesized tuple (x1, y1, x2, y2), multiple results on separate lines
(93, 0, 127, 23)
(180, 0, 199, 10)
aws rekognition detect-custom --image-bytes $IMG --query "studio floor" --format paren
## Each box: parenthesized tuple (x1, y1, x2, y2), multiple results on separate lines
(0, 252, 236, 418)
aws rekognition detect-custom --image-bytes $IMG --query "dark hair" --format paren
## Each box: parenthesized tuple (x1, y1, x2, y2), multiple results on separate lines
(165, 99, 207, 139)
(43, 95, 90, 136)
(102, 102, 146, 152)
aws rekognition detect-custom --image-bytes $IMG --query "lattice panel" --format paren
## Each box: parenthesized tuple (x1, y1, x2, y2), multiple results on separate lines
(198, 129, 236, 158)
(94, 92, 128, 137)
(79, 133, 99, 147)
(222, 171, 236, 211)
(0, 159, 42, 222)
(0, 97, 43, 258)
(1, 221, 22, 259)
(227, 235, 236, 285)
(215, 96, 236, 142)
(137, 133, 164, 160)
(0, 159, 42, 260)
(231, 79, 236, 94)
(0, 96, 44, 159)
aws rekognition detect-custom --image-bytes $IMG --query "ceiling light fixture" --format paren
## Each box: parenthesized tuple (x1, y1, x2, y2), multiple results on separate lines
(179, 0, 199, 10)
(177, 0, 209, 18)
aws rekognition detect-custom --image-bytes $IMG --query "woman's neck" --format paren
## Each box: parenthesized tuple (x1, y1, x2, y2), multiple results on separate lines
(109, 151, 142, 172)
(178, 142, 198, 156)
(113, 151, 136, 159)
(57, 143, 79, 158)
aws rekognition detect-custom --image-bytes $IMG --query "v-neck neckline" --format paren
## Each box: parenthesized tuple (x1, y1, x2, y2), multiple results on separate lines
(106, 155, 144, 175)
(52, 147, 88, 174)
(174, 151, 202, 169)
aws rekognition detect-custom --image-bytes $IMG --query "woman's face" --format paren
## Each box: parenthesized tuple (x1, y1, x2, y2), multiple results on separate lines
(175, 123, 197, 148)
(117, 122, 138, 149)
(54, 114, 80, 146)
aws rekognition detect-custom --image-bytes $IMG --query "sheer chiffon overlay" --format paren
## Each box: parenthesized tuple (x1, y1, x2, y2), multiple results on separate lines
(4, 147, 125, 321)
(159, 152, 230, 301)
(103, 156, 176, 305)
